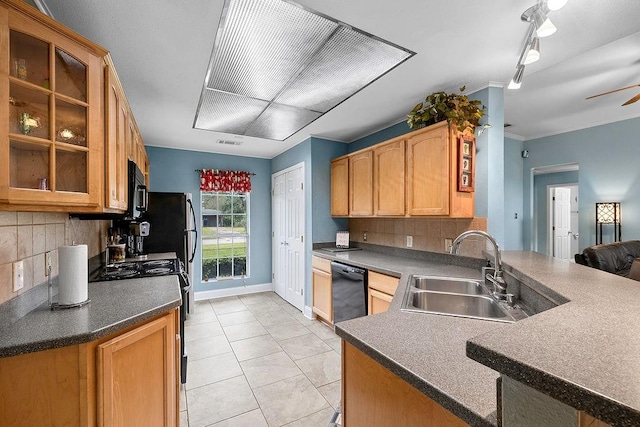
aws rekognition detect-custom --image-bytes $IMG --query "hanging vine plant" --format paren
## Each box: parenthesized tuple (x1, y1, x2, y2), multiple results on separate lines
(406, 86, 484, 132)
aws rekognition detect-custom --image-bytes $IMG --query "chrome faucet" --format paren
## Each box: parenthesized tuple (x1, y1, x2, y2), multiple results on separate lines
(450, 230, 512, 303)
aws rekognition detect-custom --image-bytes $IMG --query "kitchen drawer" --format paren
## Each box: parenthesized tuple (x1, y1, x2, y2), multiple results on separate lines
(369, 271, 400, 296)
(312, 255, 332, 273)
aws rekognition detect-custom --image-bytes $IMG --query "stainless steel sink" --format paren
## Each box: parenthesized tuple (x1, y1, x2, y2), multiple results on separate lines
(412, 276, 488, 295)
(401, 275, 526, 323)
(407, 291, 512, 322)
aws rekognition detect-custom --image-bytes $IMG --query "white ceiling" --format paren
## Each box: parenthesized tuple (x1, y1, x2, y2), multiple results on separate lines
(40, 0, 640, 158)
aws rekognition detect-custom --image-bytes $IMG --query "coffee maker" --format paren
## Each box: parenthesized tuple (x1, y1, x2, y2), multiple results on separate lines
(127, 221, 150, 257)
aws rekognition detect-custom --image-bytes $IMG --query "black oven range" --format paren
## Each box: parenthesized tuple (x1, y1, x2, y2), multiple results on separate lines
(89, 255, 190, 384)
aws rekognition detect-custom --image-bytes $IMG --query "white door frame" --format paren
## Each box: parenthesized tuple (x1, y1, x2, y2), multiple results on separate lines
(271, 162, 305, 310)
(546, 183, 578, 258)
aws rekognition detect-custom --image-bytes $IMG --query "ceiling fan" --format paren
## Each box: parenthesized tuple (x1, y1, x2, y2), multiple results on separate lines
(586, 84, 640, 106)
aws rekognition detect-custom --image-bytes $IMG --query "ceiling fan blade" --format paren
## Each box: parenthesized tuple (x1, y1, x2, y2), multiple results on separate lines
(585, 84, 640, 100)
(622, 92, 640, 106)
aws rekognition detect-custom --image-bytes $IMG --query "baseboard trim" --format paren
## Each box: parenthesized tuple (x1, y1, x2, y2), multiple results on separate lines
(303, 305, 315, 320)
(195, 283, 273, 300)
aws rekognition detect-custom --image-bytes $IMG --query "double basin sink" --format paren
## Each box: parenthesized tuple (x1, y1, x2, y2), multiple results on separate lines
(401, 275, 527, 323)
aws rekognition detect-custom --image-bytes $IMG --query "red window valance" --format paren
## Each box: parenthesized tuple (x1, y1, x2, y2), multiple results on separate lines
(199, 169, 252, 193)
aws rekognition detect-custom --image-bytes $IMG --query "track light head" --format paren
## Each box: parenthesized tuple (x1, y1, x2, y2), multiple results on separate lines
(523, 37, 540, 64)
(546, 0, 568, 11)
(532, 8, 557, 37)
(508, 65, 525, 90)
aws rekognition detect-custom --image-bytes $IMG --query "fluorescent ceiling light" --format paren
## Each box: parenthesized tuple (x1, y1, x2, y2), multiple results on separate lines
(532, 9, 557, 37)
(523, 37, 540, 64)
(508, 65, 525, 90)
(546, 0, 569, 11)
(194, 0, 414, 141)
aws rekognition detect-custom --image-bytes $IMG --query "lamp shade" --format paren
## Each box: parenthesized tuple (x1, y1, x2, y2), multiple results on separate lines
(523, 37, 540, 64)
(533, 9, 557, 37)
(508, 65, 525, 90)
(596, 202, 621, 224)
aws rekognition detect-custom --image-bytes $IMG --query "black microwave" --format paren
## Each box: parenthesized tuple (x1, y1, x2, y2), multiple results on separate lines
(127, 160, 148, 219)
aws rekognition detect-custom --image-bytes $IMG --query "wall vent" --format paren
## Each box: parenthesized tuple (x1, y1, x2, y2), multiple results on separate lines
(217, 139, 243, 146)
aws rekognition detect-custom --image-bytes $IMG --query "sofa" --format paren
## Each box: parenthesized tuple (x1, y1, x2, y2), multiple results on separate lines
(575, 240, 640, 277)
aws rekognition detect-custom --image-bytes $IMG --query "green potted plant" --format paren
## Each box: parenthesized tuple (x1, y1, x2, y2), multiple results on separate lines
(406, 86, 484, 132)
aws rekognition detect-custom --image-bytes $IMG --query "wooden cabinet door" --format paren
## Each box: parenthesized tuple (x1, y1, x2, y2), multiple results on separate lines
(312, 268, 332, 323)
(104, 61, 127, 211)
(349, 150, 373, 216)
(368, 288, 393, 315)
(330, 157, 349, 216)
(1, 4, 105, 208)
(97, 312, 177, 427)
(374, 139, 405, 216)
(406, 123, 450, 216)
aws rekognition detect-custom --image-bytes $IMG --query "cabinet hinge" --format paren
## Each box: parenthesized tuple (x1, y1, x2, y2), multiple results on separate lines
(272, 231, 274, 238)
(301, 183, 303, 190)
(301, 235, 304, 243)
(272, 273, 275, 279)
(301, 288, 303, 296)
(552, 196, 556, 201)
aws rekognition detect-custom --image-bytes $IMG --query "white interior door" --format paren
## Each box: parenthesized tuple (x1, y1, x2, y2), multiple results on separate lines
(553, 187, 572, 259)
(271, 163, 305, 310)
(272, 174, 286, 299)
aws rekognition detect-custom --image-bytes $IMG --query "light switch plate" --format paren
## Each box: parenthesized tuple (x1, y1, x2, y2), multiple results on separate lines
(13, 261, 24, 292)
(406, 235, 413, 248)
(444, 238, 453, 253)
(45, 251, 52, 276)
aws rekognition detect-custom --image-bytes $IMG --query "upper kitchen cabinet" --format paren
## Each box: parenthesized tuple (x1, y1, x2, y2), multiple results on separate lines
(348, 150, 373, 216)
(330, 157, 349, 216)
(0, 0, 106, 209)
(104, 56, 127, 211)
(406, 121, 474, 217)
(373, 138, 405, 216)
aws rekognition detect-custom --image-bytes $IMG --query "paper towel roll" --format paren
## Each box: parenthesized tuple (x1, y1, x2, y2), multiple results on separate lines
(58, 245, 88, 305)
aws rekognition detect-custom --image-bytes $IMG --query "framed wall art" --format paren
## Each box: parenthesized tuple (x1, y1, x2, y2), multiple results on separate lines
(458, 135, 475, 192)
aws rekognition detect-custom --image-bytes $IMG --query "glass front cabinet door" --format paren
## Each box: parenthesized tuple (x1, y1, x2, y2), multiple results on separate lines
(0, 4, 105, 209)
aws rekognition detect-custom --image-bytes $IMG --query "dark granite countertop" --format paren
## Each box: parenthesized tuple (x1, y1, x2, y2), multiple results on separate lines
(313, 247, 501, 427)
(316, 247, 640, 427)
(0, 275, 182, 358)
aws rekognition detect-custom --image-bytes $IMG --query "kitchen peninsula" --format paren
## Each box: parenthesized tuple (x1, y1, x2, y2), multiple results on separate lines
(313, 246, 638, 426)
(0, 276, 181, 426)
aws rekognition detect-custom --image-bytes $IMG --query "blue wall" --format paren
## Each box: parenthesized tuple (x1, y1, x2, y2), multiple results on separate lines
(504, 137, 524, 250)
(271, 137, 348, 307)
(349, 121, 411, 153)
(146, 146, 273, 292)
(523, 117, 640, 251)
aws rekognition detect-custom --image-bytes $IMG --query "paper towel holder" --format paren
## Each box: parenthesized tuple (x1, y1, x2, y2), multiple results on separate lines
(48, 265, 91, 310)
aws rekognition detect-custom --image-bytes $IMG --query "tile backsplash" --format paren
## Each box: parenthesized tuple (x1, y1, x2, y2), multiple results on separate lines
(349, 217, 488, 258)
(0, 211, 108, 305)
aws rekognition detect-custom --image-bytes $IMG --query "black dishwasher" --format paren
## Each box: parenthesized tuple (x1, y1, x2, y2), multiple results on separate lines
(331, 262, 367, 324)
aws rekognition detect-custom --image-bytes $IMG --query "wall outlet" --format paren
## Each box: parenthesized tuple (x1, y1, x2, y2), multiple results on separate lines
(363, 232, 367, 241)
(406, 235, 413, 248)
(444, 238, 453, 253)
(13, 261, 24, 292)
(45, 251, 52, 276)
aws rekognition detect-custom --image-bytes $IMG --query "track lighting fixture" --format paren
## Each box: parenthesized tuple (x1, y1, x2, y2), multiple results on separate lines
(508, 65, 525, 90)
(508, 1, 567, 90)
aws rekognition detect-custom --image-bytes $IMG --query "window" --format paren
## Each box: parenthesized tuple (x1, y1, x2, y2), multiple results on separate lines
(201, 192, 249, 281)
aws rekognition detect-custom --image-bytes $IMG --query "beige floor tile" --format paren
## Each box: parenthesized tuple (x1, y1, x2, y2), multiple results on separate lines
(187, 335, 232, 361)
(279, 333, 332, 361)
(246, 300, 283, 314)
(210, 296, 248, 315)
(185, 306, 218, 326)
(254, 309, 297, 327)
(295, 351, 341, 387)
(306, 321, 337, 341)
(185, 352, 242, 390)
(186, 376, 258, 427)
(185, 321, 224, 342)
(231, 334, 282, 362)
(317, 380, 341, 410)
(265, 321, 311, 342)
(180, 410, 189, 427)
(240, 351, 302, 389)
(289, 311, 316, 326)
(323, 336, 342, 353)
(253, 375, 330, 426)
(279, 302, 302, 315)
(238, 292, 275, 306)
(217, 310, 257, 327)
(223, 320, 268, 342)
(180, 385, 187, 410)
(209, 409, 268, 426)
(283, 406, 336, 426)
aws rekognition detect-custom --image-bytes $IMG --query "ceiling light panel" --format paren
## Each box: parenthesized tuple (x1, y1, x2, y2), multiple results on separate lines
(195, 0, 415, 140)
(194, 89, 268, 134)
(275, 26, 413, 113)
(245, 103, 321, 140)
(207, 0, 338, 100)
